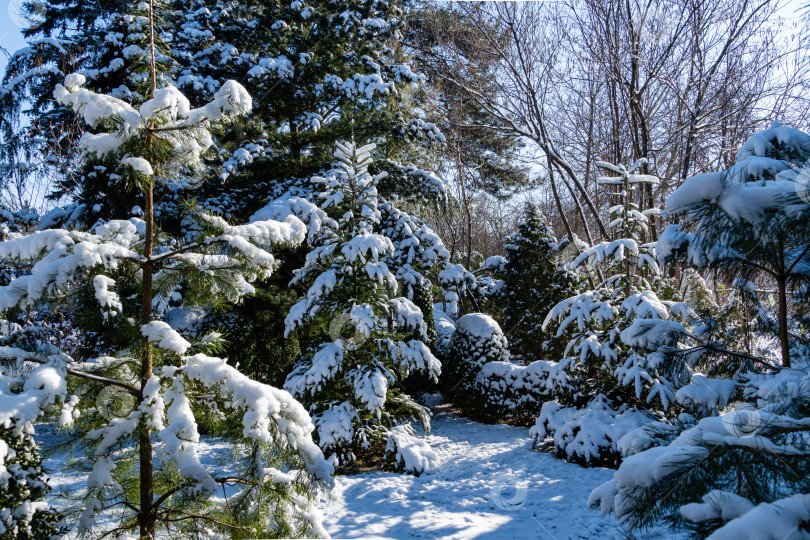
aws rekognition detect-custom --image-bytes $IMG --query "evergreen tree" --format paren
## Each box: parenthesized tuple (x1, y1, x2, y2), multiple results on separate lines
(1, 0, 444, 224)
(531, 160, 695, 465)
(544, 160, 693, 411)
(589, 124, 810, 538)
(282, 141, 440, 474)
(1, 0, 174, 222)
(0, 20, 333, 534)
(406, 3, 529, 270)
(657, 121, 810, 368)
(499, 202, 578, 363)
(590, 363, 810, 538)
(2, 0, 450, 395)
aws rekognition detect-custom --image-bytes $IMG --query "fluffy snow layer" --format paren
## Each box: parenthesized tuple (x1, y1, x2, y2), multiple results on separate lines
(40, 398, 675, 539)
(455, 313, 502, 339)
(321, 398, 667, 539)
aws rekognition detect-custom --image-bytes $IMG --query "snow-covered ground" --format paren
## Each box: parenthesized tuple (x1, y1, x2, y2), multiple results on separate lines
(322, 399, 668, 540)
(40, 398, 674, 539)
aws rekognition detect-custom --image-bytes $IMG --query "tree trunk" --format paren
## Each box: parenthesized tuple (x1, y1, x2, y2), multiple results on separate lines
(776, 273, 791, 368)
(140, 3, 157, 536)
(139, 179, 156, 539)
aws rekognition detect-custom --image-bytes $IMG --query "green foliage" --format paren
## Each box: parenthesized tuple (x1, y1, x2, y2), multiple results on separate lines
(283, 142, 440, 471)
(0, 425, 62, 539)
(589, 125, 810, 539)
(498, 203, 579, 362)
(440, 313, 509, 411)
(200, 287, 301, 388)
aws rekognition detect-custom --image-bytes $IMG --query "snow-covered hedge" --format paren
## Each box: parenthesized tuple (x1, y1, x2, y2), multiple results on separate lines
(434, 310, 573, 423)
(433, 305, 457, 360)
(472, 360, 567, 422)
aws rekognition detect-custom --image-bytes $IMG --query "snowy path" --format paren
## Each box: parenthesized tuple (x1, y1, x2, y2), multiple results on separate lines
(41, 403, 672, 539)
(323, 403, 660, 540)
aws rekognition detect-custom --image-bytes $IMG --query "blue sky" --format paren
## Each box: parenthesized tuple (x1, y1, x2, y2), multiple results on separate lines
(1, 0, 29, 73)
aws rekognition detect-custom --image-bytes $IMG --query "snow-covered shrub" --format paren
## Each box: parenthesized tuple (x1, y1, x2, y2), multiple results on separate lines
(282, 142, 440, 474)
(433, 305, 457, 360)
(384, 424, 439, 476)
(438, 263, 479, 316)
(530, 396, 656, 466)
(434, 308, 571, 423)
(441, 313, 509, 411)
(0, 207, 39, 239)
(0, 425, 62, 539)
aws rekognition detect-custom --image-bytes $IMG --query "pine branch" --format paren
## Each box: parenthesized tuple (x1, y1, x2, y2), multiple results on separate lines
(23, 356, 140, 395)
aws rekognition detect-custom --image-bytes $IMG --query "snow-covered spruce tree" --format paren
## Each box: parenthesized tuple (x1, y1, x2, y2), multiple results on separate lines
(378, 200, 450, 396)
(535, 160, 694, 465)
(0, 45, 333, 540)
(499, 202, 578, 363)
(283, 141, 440, 474)
(588, 124, 810, 539)
(167, 0, 448, 390)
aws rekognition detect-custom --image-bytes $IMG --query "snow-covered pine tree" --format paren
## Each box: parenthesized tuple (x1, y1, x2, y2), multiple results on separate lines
(166, 0, 449, 388)
(0, 26, 333, 536)
(589, 362, 810, 539)
(535, 160, 694, 464)
(499, 202, 578, 363)
(167, 0, 446, 219)
(3, 0, 449, 395)
(588, 123, 810, 539)
(283, 141, 441, 474)
(1, 0, 179, 224)
(1, 0, 444, 228)
(657, 121, 810, 368)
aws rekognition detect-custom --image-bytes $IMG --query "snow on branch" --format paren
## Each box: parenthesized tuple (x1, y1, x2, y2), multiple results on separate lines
(181, 353, 334, 483)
